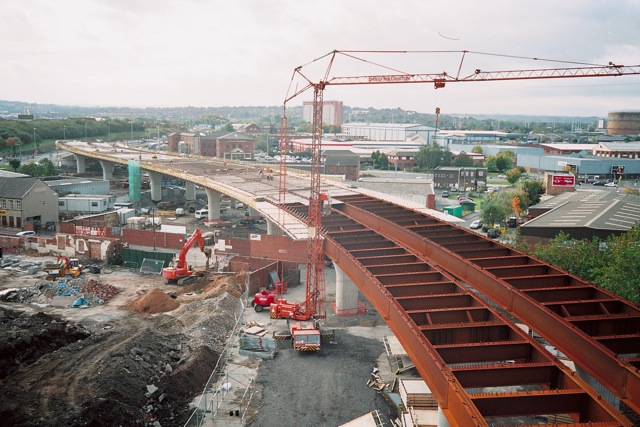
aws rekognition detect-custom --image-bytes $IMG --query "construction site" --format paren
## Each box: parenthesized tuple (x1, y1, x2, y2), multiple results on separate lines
(0, 249, 416, 427)
(1, 50, 640, 427)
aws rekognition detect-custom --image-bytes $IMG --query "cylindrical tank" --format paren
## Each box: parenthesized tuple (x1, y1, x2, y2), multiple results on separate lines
(607, 111, 640, 135)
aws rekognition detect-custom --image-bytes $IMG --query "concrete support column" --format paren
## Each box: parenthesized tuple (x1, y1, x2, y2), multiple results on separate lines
(334, 264, 359, 315)
(73, 154, 86, 174)
(185, 181, 196, 200)
(266, 219, 278, 236)
(205, 188, 221, 220)
(149, 171, 163, 202)
(99, 160, 115, 181)
(248, 207, 259, 217)
(230, 199, 237, 209)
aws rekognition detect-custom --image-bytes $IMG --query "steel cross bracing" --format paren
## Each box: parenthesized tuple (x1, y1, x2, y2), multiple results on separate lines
(281, 199, 633, 426)
(329, 194, 640, 418)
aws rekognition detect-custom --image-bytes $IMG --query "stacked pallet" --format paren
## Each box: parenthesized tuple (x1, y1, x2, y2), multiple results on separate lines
(399, 379, 437, 410)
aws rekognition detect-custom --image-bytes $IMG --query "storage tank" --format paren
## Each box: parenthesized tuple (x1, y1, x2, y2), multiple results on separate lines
(607, 111, 640, 135)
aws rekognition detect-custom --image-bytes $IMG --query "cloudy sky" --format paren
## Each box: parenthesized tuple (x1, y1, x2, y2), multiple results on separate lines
(2, 0, 639, 117)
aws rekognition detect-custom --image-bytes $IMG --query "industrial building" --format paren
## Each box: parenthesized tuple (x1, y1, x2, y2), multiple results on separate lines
(521, 190, 640, 241)
(58, 194, 116, 213)
(342, 122, 435, 145)
(302, 100, 344, 126)
(46, 177, 111, 195)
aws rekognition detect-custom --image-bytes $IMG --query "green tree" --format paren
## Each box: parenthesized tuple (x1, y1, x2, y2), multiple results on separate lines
(520, 179, 545, 205)
(481, 193, 512, 226)
(18, 158, 58, 177)
(453, 152, 473, 167)
(376, 152, 389, 169)
(532, 232, 604, 284)
(8, 158, 21, 171)
(471, 145, 483, 154)
(506, 168, 522, 186)
(593, 226, 640, 304)
(415, 143, 451, 170)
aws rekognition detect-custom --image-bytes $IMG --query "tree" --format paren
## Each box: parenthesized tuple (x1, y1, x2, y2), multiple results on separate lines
(415, 143, 452, 170)
(506, 168, 522, 186)
(453, 152, 473, 167)
(593, 225, 640, 304)
(18, 158, 57, 177)
(481, 193, 512, 226)
(532, 232, 604, 284)
(8, 158, 21, 171)
(471, 146, 483, 154)
(6, 136, 20, 156)
(520, 179, 545, 206)
(376, 152, 389, 169)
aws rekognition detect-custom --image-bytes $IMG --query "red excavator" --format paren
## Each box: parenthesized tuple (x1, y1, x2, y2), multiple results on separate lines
(162, 229, 212, 285)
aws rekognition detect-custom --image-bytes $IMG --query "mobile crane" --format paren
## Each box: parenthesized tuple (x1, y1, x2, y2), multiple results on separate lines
(269, 49, 640, 325)
(162, 228, 212, 285)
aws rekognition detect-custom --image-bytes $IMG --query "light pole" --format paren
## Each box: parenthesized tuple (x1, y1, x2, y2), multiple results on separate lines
(63, 125, 66, 140)
(33, 128, 37, 154)
(130, 122, 133, 142)
(85, 123, 87, 139)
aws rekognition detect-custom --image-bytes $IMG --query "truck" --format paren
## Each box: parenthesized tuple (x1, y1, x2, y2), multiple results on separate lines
(274, 320, 334, 352)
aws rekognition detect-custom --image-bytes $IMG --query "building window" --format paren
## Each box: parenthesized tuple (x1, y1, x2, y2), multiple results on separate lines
(8, 200, 14, 209)
(91, 202, 99, 207)
(0, 200, 5, 209)
(16, 201, 21, 210)
(59, 202, 64, 207)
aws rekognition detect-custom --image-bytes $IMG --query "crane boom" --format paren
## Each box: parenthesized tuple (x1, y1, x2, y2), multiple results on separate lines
(278, 49, 640, 322)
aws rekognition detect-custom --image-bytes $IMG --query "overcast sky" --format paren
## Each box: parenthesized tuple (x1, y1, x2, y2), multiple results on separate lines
(2, 0, 639, 117)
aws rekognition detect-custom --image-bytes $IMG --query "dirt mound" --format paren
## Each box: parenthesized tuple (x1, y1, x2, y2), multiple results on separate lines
(130, 287, 180, 314)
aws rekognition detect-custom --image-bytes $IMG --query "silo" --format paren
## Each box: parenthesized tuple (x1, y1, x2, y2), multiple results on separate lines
(607, 111, 640, 135)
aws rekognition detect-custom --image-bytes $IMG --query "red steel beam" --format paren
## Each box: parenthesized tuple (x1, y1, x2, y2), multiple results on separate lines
(337, 198, 640, 415)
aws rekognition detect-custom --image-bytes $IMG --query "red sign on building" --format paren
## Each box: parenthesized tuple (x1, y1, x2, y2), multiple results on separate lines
(552, 174, 575, 187)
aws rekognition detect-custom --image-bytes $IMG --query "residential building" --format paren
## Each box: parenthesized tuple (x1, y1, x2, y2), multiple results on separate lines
(0, 177, 58, 230)
(433, 166, 488, 190)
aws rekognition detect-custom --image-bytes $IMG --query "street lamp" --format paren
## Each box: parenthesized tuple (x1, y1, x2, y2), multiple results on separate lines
(63, 125, 66, 140)
(85, 123, 87, 139)
(33, 128, 37, 154)
(130, 122, 133, 142)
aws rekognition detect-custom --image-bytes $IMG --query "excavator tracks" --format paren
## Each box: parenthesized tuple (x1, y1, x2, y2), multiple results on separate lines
(281, 195, 639, 427)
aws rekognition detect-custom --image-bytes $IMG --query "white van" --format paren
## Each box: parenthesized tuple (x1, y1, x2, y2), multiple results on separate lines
(195, 209, 209, 219)
(16, 231, 36, 237)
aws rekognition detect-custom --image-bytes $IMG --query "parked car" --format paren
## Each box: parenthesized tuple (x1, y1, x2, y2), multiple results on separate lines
(469, 219, 483, 229)
(497, 174, 506, 179)
(442, 191, 449, 197)
(16, 231, 36, 237)
(458, 197, 474, 204)
(604, 182, 617, 187)
(486, 228, 501, 238)
(592, 181, 604, 186)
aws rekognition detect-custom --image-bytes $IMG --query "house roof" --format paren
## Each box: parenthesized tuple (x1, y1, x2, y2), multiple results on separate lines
(0, 177, 42, 198)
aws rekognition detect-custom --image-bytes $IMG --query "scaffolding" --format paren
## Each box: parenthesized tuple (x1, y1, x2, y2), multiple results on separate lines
(128, 159, 141, 202)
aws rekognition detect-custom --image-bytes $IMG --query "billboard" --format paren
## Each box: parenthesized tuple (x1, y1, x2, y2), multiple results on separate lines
(551, 174, 575, 187)
(611, 165, 625, 175)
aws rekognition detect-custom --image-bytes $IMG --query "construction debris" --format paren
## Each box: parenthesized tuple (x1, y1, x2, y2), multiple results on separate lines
(366, 366, 389, 392)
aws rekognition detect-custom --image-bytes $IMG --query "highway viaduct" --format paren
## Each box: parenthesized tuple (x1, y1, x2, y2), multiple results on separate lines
(58, 140, 640, 426)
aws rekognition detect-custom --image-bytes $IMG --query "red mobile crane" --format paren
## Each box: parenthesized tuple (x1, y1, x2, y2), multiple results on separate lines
(162, 228, 212, 285)
(269, 50, 640, 323)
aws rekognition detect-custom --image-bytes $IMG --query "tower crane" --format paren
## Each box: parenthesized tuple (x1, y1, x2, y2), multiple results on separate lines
(270, 49, 640, 322)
